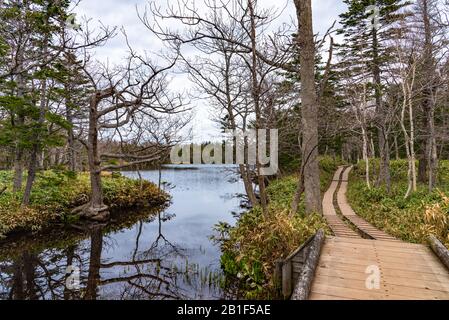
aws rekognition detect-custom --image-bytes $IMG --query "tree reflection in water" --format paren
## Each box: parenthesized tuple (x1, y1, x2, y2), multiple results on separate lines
(0, 210, 210, 300)
(1, 166, 245, 300)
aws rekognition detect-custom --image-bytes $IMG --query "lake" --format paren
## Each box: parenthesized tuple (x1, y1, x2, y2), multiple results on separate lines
(0, 165, 245, 300)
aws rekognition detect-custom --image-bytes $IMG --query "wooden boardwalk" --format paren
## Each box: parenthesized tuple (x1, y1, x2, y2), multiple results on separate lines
(337, 167, 398, 241)
(307, 166, 449, 300)
(322, 167, 360, 239)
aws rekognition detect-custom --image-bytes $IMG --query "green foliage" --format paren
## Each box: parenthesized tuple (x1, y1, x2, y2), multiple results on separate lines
(0, 0, 85, 164)
(215, 156, 342, 299)
(0, 170, 169, 238)
(217, 208, 328, 299)
(348, 160, 449, 247)
(337, 0, 410, 106)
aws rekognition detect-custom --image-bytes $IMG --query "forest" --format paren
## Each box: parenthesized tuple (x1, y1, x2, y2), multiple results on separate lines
(0, 0, 449, 302)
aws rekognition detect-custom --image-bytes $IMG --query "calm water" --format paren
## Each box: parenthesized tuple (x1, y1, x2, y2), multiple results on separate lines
(0, 165, 245, 300)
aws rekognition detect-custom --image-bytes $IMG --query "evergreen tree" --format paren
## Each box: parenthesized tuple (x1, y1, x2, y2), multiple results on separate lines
(52, 50, 91, 172)
(337, 0, 410, 191)
(21, 0, 73, 204)
(0, 0, 73, 203)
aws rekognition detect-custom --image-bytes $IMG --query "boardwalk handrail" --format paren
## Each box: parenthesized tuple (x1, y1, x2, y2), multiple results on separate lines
(429, 235, 449, 271)
(291, 229, 325, 300)
(275, 229, 325, 299)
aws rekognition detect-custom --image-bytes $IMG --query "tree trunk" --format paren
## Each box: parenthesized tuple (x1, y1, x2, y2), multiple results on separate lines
(86, 95, 109, 220)
(240, 164, 258, 207)
(22, 72, 48, 205)
(248, 0, 268, 214)
(13, 73, 25, 193)
(408, 85, 417, 194)
(428, 107, 438, 191)
(223, 50, 258, 208)
(294, 0, 322, 215)
(400, 85, 413, 198)
(85, 227, 103, 300)
(394, 133, 400, 160)
(420, 0, 438, 192)
(372, 17, 391, 192)
(13, 147, 24, 192)
(66, 84, 77, 172)
(362, 125, 371, 189)
(370, 133, 376, 158)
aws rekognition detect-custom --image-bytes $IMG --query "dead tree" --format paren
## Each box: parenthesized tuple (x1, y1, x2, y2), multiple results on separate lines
(75, 47, 186, 221)
(144, 0, 326, 214)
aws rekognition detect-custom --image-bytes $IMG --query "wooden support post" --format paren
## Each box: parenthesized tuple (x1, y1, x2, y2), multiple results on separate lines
(291, 229, 325, 300)
(274, 260, 283, 292)
(282, 260, 292, 299)
(429, 235, 449, 271)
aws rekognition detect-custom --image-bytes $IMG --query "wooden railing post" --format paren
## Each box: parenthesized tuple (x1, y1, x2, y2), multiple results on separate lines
(282, 260, 292, 299)
(274, 260, 283, 292)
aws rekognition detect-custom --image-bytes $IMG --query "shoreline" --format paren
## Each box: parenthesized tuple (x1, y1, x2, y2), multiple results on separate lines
(0, 171, 170, 239)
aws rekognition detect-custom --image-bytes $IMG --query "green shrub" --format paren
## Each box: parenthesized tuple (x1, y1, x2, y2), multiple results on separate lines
(348, 159, 449, 247)
(0, 171, 169, 238)
(217, 208, 328, 299)
(216, 156, 341, 299)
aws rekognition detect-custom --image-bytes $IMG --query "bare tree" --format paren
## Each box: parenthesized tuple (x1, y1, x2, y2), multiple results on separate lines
(413, 0, 447, 190)
(73, 46, 186, 221)
(143, 0, 295, 213)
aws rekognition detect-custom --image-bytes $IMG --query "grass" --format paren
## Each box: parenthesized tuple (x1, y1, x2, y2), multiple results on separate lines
(215, 156, 342, 299)
(347, 159, 449, 248)
(0, 170, 169, 238)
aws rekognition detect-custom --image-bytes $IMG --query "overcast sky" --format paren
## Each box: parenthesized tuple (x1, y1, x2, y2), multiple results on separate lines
(74, 0, 347, 142)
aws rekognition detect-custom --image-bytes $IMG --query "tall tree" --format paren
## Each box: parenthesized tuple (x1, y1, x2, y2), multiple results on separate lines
(22, 0, 72, 205)
(413, 0, 446, 190)
(293, 0, 322, 214)
(338, 0, 409, 192)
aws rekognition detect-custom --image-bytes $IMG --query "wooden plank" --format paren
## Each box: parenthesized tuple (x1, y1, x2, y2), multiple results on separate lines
(318, 255, 449, 275)
(321, 252, 449, 274)
(321, 244, 432, 258)
(320, 250, 444, 269)
(315, 269, 449, 293)
(328, 244, 436, 258)
(326, 243, 433, 256)
(310, 283, 415, 300)
(317, 262, 449, 284)
(309, 292, 352, 300)
(312, 277, 449, 300)
(330, 254, 443, 270)
(327, 237, 426, 250)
